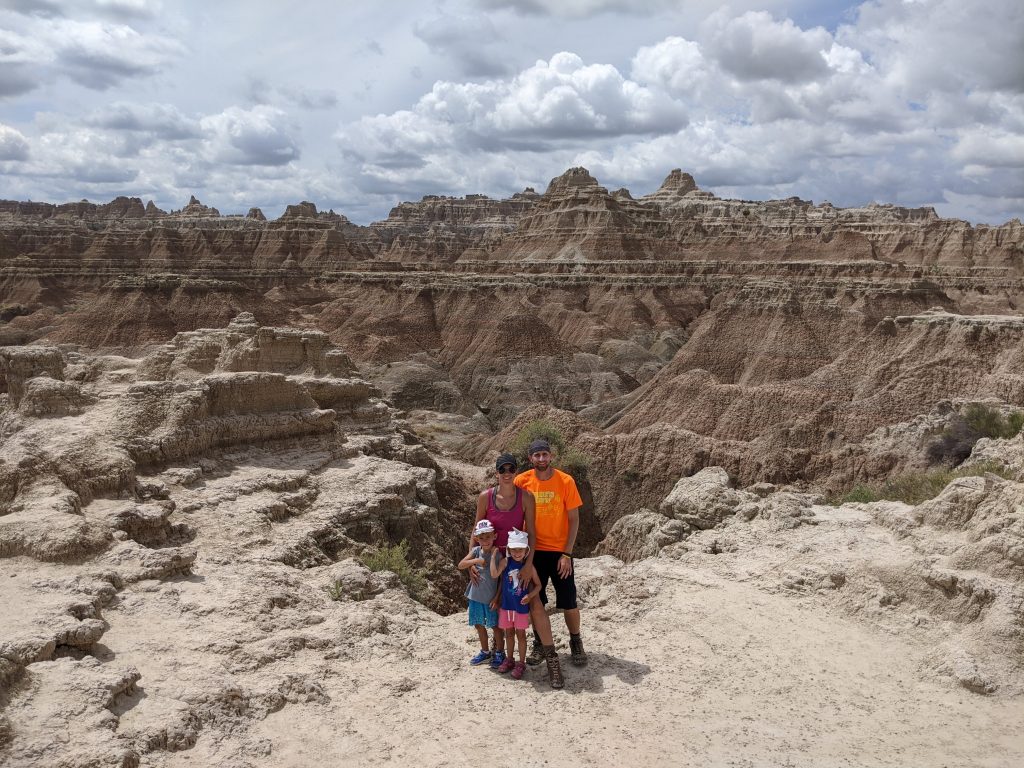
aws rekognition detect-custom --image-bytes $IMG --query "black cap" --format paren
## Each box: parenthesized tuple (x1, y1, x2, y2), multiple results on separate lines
(495, 452, 517, 471)
(527, 438, 551, 454)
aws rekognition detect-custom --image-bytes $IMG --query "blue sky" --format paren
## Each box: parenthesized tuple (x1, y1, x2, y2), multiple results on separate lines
(0, 0, 1021, 224)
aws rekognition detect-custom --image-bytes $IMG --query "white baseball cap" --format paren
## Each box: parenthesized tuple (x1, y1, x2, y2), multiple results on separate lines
(507, 528, 529, 551)
(473, 519, 495, 536)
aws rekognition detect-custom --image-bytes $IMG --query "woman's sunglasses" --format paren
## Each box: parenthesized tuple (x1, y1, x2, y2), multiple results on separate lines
(497, 465, 516, 474)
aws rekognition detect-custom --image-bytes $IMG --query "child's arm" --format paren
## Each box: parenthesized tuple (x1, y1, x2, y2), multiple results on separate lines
(458, 548, 485, 571)
(521, 565, 542, 605)
(489, 549, 506, 579)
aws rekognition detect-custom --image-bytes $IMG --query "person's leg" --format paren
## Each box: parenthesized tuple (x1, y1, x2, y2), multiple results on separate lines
(515, 629, 527, 662)
(551, 561, 587, 667)
(563, 608, 580, 634)
(475, 624, 489, 650)
(493, 627, 504, 655)
(505, 621, 515, 659)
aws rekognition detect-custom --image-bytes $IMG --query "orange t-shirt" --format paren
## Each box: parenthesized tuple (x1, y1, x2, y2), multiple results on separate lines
(514, 469, 583, 552)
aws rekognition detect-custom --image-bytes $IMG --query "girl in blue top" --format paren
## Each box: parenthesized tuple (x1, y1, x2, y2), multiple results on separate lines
(489, 528, 541, 680)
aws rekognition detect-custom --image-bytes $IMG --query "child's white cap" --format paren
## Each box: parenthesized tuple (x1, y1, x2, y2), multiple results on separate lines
(507, 528, 529, 550)
(473, 519, 495, 536)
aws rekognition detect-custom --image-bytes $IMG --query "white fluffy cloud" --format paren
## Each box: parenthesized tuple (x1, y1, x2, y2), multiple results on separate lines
(0, 11, 183, 93)
(704, 11, 832, 83)
(0, 122, 29, 160)
(199, 106, 300, 167)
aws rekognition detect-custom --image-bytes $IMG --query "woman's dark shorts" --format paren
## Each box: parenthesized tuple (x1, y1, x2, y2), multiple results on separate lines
(532, 550, 578, 610)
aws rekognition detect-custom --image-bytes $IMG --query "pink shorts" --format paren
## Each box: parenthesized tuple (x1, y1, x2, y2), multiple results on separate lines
(498, 608, 530, 631)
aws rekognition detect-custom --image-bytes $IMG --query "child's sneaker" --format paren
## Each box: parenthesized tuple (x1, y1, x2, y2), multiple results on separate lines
(489, 651, 506, 670)
(496, 657, 515, 674)
(510, 661, 526, 680)
(470, 650, 492, 666)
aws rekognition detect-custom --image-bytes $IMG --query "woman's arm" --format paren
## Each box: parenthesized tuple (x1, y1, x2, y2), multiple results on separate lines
(471, 490, 488, 550)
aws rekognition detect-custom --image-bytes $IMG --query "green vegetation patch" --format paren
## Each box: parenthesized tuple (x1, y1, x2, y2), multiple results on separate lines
(359, 540, 428, 601)
(833, 460, 1014, 506)
(508, 418, 590, 480)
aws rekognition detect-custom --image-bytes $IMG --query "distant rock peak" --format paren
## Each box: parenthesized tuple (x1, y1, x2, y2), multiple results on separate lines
(546, 166, 602, 194)
(658, 169, 698, 195)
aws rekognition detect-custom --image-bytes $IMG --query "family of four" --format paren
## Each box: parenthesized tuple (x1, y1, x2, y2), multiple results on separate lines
(458, 438, 586, 690)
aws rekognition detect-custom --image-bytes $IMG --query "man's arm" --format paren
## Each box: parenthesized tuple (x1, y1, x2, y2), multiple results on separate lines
(522, 490, 536, 572)
(558, 506, 580, 578)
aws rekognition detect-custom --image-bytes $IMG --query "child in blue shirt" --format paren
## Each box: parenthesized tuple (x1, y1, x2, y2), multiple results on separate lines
(490, 528, 541, 680)
(459, 518, 504, 668)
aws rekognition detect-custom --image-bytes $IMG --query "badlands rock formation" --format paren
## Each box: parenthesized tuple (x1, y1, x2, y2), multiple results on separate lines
(2, 170, 1024, 766)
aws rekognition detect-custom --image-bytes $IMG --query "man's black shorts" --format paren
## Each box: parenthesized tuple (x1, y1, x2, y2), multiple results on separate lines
(532, 550, 577, 610)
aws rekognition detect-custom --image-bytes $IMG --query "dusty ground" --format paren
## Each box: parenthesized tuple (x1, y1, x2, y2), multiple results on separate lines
(102, 553, 1024, 768)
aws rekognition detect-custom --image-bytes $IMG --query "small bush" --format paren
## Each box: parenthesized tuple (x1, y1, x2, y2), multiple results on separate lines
(359, 541, 428, 600)
(508, 419, 590, 480)
(833, 460, 1014, 506)
(926, 404, 1024, 466)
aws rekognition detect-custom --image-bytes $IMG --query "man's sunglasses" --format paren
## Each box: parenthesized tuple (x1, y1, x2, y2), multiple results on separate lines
(497, 465, 516, 474)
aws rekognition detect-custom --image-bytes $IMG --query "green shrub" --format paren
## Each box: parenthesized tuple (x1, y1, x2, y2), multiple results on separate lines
(926, 404, 1024, 466)
(359, 541, 427, 600)
(324, 581, 346, 601)
(508, 419, 590, 480)
(833, 460, 1014, 506)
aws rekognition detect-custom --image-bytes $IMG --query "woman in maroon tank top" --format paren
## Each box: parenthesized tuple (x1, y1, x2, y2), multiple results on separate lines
(471, 452, 536, 556)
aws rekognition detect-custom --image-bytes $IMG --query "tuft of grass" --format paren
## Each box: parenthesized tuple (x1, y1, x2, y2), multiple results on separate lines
(359, 540, 428, 601)
(832, 460, 1014, 506)
(324, 581, 346, 602)
(508, 419, 590, 481)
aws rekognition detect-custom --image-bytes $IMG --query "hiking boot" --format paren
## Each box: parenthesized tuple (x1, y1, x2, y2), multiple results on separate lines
(511, 661, 526, 680)
(569, 635, 588, 667)
(489, 651, 506, 670)
(470, 650, 492, 666)
(545, 648, 564, 690)
(525, 639, 544, 667)
(496, 657, 515, 674)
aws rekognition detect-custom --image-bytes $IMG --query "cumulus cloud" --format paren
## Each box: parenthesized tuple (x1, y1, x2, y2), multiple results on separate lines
(0, 122, 29, 160)
(200, 105, 301, 166)
(83, 102, 200, 140)
(413, 14, 512, 78)
(339, 51, 686, 167)
(0, 10, 182, 95)
(704, 10, 832, 83)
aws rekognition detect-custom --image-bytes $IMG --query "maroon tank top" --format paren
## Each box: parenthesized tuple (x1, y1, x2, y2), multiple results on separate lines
(486, 486, 525, 549)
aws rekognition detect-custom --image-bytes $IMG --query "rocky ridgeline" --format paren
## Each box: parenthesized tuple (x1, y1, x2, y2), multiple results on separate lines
(1, 168, 1020, 272)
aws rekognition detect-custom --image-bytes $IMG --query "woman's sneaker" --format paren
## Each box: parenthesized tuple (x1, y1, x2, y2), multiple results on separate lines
(496, 657, 515, 674)
(510, 661, 526, 680)
(489, 651, 506, 670)
(470, 650, 492, 666)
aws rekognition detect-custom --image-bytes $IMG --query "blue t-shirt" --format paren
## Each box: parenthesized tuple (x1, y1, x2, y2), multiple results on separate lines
(499, 558, 530, 614)
(464, 546, 499, 604)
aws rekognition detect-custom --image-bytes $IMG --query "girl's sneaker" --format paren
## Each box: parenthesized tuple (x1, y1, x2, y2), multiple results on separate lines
(496, 657, 515, 674)
(510, 661, 526, 680)
(489, 651, 506, 670)
(470, 650, 492, 666)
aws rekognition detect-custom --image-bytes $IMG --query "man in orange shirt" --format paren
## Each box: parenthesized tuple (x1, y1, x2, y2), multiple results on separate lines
(515, 438, 588, 685)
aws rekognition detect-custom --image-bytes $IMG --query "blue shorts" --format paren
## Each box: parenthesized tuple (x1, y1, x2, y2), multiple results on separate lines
(467, 599, 498, 628)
